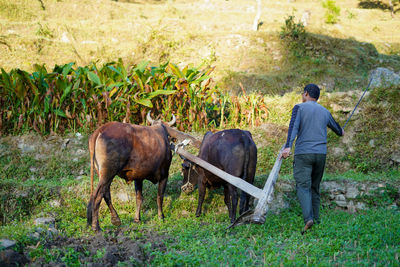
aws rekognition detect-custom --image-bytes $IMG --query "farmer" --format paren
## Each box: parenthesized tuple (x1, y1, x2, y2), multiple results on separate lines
(280, 83, 344, 234)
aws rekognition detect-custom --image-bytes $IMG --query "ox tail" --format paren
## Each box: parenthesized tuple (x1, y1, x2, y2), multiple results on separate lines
(89, 138, 96, 197)
(87, 131, 99, 226)
(242, 134, 250, 182)
(239, 134, 251, 214)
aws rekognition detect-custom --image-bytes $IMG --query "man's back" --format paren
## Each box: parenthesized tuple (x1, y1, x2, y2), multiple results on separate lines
(286, 101, 342, 155)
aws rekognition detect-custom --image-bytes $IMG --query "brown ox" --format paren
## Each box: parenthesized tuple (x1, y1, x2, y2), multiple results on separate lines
(181, 129, 257, 223)
(87, 113, 175, 232)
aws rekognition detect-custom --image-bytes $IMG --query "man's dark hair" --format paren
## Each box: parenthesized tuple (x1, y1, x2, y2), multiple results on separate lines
(304, 83, 320, 100)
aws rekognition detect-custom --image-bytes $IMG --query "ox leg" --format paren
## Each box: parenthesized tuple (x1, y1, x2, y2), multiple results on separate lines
(87, 196, 94, 227)
(229, 185, 238, 223)
(223, 185, 235, 223)
(157, 178, 168, 220)
(91, 178, 113, 232)
(196, 181, 206, 217)
(104, 185, 121, 226)
(134, 180, 143, 223)
(240, 158, 256, 214)
(239, 190, 250, 215)
(223, 185, 231, 211)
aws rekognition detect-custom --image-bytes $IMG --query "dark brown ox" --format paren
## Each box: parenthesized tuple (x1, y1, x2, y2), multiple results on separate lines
(181, 129, 257, 223)
(87, 113, 175, 232)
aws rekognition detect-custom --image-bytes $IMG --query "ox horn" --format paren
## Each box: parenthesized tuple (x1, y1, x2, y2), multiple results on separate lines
(168, 114, 176, 126)
(147, 111, 155, 125)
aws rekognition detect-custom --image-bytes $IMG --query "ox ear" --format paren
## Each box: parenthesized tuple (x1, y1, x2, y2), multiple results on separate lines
(168, 136, 177, 143)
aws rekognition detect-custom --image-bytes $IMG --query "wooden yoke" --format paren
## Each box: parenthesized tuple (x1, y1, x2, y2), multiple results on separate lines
(164, 125, 202, 149)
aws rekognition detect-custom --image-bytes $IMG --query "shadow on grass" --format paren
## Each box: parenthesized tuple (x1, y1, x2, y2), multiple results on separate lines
(358, 0, 399, 14)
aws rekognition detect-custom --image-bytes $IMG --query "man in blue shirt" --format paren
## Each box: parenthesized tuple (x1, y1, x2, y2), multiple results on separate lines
(280, 84, 344, 234)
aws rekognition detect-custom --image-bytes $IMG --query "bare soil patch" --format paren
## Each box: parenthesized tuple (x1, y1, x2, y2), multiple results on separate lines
(24, 228, 171, 266)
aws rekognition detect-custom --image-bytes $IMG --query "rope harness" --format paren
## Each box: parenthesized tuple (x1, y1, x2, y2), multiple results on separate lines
(174, 139, 196, 192)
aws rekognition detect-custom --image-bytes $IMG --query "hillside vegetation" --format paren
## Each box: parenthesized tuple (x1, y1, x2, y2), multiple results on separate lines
(1, 0, 400, 94)
(0, 0, 400, 266)
(1, 0, 400, 172)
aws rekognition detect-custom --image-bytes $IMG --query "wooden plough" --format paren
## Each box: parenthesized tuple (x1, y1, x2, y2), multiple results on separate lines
(173, 135, 284, 228)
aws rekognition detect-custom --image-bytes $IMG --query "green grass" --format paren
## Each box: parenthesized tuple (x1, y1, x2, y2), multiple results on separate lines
(151, 208, 400, 266)
(1, 170, 399, 265)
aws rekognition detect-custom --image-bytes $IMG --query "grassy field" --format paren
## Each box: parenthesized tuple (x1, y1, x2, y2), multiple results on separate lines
(1, 0, 400, 94)
(1, 0, 400, 265)
(0, 128, 399, 265)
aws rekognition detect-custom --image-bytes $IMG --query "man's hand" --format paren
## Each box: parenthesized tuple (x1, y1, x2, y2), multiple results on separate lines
(280, 147, 291, 160)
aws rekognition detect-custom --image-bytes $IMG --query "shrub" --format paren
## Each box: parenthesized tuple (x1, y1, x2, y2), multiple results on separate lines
(0, 60, 270, 134)
(322, 0, 341, 24)
(280, 16, 307, 57)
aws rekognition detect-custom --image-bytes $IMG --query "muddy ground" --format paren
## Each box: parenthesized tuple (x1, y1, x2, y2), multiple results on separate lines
(1, 227, 170, 266)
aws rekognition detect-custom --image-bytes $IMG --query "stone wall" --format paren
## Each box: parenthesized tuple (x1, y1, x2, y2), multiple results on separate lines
(268, 180, 400, 213)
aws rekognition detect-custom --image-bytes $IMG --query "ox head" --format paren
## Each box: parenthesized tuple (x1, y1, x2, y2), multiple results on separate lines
(180, 156, 199, 194)
(147, 111, 176, 126)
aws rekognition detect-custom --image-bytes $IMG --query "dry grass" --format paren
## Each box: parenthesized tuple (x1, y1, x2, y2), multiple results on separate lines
(0, 0, 400, 93)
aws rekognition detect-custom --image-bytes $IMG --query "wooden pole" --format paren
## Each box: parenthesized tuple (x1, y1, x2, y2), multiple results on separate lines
(164, 126, 202, 149)
(228, 145, 284, 228)
(176, 147, 264, 199)
(250, 145, 284, 224)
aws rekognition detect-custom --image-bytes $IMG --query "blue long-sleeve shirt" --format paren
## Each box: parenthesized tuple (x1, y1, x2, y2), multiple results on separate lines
(285, 101, 343, 155)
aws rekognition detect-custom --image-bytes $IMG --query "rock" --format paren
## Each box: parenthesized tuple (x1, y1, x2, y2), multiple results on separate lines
(277, 182, 293, 192)
(116, 191, 130, 202)
(332, 147, 344, 156)
(345, 185, 359, 199)
(17, 143, 35, 153)
(368, 139, 375, 147)
(369, 67, 400, 89)
(356, 202, 367, 210)
(34, 217, 55, 228)
(75, 149, 85, 155)
(36, 227, 45, 234)
(335, 200, 347, 207)
(0, 249, 29, 266)
(62, 139, 70, 149)
(29, 232, 40, 240)
(347, 201, 357, 213)
(335, 194, 347, 207)
(321, 181, 344, 194)
(47, 228, 59, 237)
(391, 153, 400, 164)
(49, 200, 61, 207)
(0, 239, 16, 250)
(269, 193, 290, 213)
(61, 32, 70, 43)
(181, 210, 190, 217)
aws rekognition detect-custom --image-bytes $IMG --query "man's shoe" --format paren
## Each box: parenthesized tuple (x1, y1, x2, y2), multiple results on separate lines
(301, 219, 314, 235)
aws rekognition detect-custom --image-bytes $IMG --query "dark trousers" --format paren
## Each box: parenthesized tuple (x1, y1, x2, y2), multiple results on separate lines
(293, 153, 326, 224)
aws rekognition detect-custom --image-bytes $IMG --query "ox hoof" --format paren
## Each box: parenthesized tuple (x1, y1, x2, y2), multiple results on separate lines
(111, 217, 121, 226)
(134, 219, 141, 224)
